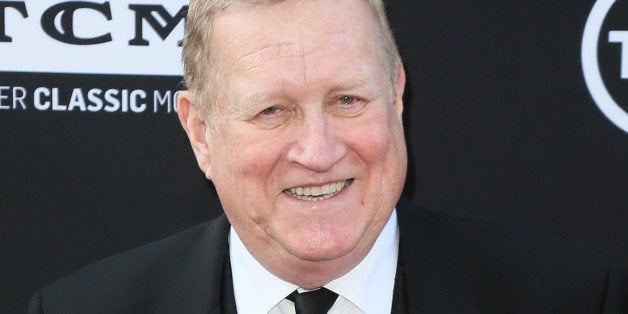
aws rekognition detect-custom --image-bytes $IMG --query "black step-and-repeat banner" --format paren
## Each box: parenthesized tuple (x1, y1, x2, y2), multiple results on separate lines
(1, 1, 626, 312)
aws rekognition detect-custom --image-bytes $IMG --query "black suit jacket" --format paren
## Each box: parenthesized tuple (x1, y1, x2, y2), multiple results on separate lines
(29, 199, 627, 313)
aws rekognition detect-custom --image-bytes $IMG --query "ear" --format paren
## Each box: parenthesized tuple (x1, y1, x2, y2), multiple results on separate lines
(177, 91, 212, 179)
(393, 64, 406, 116)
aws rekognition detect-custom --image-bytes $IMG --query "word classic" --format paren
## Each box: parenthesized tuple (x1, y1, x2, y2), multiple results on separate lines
(0, 86, 181, 114)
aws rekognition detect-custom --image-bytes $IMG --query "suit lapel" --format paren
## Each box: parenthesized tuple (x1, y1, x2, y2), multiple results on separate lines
(397, 198, 481, 314)
(155, 215, 233, 314)
(220, 246, 237, 313)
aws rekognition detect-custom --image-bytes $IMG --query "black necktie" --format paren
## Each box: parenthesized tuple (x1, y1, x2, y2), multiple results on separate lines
(286, 287, 339, 314)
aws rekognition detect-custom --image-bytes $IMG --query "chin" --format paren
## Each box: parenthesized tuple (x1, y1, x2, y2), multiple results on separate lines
(287, 231, 360, 262)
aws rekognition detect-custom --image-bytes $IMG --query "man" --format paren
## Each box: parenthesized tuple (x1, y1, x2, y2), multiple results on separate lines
(29, 0, 626, 313)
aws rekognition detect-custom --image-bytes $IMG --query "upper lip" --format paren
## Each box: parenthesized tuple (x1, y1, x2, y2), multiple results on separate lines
(283, 179, 353, 198)
(283, 178, 352, 190)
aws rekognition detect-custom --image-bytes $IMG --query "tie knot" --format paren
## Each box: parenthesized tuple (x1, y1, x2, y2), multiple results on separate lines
(286, 287, 339, 314)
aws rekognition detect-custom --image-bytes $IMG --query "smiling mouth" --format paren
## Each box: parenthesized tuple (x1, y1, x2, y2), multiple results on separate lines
(284, 179, 353, 201)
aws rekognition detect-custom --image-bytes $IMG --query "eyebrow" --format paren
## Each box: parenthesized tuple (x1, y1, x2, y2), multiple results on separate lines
(333, 77, 371, 92)
(232, 91, 275, 117)
(239, 91, 273, 107)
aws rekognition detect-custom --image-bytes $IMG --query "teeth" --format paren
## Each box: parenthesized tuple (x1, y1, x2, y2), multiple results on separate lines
(286, 180, 349, 201)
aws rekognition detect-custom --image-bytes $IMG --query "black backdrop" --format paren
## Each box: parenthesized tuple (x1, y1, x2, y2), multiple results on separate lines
(2, 1, 627, 313)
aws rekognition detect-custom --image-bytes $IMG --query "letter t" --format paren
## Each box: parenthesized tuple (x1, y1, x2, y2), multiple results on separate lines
(609, 30, 628, 79)
(0, 2, 28, 42)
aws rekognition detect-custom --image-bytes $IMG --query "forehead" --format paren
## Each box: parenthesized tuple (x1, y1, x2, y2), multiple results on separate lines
(212, 0, 376, 43)
(209, 0, 382, 82)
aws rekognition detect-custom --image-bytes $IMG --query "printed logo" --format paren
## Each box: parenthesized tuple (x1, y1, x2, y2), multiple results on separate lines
(582, 0, 628, 133)
(0, 1, 187, 75)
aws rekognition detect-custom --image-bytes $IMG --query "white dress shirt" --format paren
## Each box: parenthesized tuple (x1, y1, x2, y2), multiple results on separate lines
(230, 210, 399, 314)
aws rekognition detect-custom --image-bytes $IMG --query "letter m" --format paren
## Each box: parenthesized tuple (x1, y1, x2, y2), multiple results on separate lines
(128, 5, 187, 46)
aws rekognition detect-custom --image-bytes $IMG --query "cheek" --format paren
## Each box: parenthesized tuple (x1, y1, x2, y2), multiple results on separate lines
(213, 126, 283, 177)
(210, 126, 288, 222)
(343, 107, 407, 201)
(210, 132, 285, 229)
(344, 113, 397, 164)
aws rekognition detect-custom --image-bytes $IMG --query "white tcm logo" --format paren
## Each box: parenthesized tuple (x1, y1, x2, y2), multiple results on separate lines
(582, 0, 628, 133)
(0, 1, 187, 76)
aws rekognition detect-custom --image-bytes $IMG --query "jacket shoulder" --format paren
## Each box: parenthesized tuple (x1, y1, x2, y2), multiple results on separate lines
(396, 198, 626, 313)
(30, 216, 228, 314)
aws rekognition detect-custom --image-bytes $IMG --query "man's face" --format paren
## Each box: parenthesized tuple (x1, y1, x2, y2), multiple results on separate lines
(190, 0, 406, 282)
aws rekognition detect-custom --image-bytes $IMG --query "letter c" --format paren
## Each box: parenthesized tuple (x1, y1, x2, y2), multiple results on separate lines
(41, 1, 112, 45)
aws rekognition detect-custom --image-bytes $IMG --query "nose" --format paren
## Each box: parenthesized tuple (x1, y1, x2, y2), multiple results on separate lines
(286, 112, 347, 173)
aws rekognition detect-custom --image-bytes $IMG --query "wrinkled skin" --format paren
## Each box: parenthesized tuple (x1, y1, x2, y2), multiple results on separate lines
(178, 0, 407, 288)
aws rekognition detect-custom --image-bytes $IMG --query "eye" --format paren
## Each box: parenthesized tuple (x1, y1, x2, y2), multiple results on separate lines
(250, 105, 293, 129)
(330, 95, 367, 117)
(260, 106, 282, 115)
(338, 96, 357, 105)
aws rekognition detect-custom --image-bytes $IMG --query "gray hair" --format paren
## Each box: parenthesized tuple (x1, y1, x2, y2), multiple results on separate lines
(182, 0, 401, 125)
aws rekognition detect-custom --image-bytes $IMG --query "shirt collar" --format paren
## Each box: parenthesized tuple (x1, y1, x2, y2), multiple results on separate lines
(325, 209, 399, 312)
(230, 228, 297, 313)
(230, 209, 399, 313)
